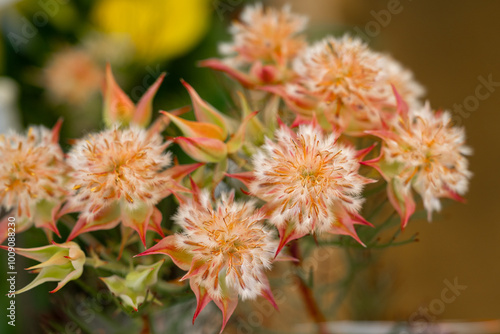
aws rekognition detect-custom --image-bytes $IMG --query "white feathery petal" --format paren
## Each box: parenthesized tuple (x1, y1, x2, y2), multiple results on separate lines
(67, 126, 172, 214)
(0, 126, 67, 217)
(174, 190, 276, 300)
(384, 104, 472, 218)
(250, 124, 370, 234)
(220, 3, 307, 66)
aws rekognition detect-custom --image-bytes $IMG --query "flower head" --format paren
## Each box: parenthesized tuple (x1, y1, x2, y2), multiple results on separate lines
(0, 121, 67, 241)
(174, 191, 275, 300)
(294, 36, 382, 106)
(137, 191, 277, 333)
(2, 241, 85, 294)
(201, 3, 307, 87)
(250, 124, 373, 253)
(65, 126, 173, 244)
(68, 126, 171, 210)
(44, 48, 103, 105)
(221, 3, 307, 66)
(101, 260, 164, 311)
(284, 36, 424, 133)
(365, 102, 472, 226)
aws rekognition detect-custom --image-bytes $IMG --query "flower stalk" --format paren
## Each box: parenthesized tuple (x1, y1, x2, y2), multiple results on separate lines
(289, 240, 330, 334)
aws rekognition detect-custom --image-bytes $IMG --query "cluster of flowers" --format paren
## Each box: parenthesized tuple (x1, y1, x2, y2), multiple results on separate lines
(0, 4, 471, 333)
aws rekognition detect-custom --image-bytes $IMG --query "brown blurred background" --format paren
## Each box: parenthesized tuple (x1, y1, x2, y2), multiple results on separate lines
(272, 0, 500, 320)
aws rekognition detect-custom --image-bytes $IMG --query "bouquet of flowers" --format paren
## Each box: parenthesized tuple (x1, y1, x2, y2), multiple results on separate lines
(1, 3, 471, 333)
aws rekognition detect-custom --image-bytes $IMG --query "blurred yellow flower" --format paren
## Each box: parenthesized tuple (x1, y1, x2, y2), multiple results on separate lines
(92, 0, 211, 62)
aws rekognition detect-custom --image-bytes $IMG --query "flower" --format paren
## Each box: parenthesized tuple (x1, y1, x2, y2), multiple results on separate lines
(166, 81, 257, 171)
(364, 99, 472, 227)
(101, 259, 164, 311)
(294, 36, 382, 105)
(0, 121, 67, 243)
(250, 124, 374, 254)
(221, 3, 307, 67)
(43, 48, 103, 105)
(64, 126, 173, 245)
(201, 3, 307, 87)
(1, 241, 85, 294)
(278, 36, 424, 134)
(136, 191, 277, 333)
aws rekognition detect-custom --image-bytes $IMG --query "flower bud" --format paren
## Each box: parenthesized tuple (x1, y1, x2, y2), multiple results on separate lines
(100, 260, 164, 311)
(2, 242, 85, 294)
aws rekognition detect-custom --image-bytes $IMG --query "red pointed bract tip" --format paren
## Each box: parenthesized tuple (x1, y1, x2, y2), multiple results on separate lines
(190, 280, 212, 325)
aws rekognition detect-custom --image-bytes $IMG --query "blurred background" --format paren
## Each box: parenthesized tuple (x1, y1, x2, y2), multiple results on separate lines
(0, 0, 499, 333)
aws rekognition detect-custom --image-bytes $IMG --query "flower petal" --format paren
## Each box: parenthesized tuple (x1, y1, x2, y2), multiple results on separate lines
(147, 207, 164, 237)
(121, 203, 154, 247)
(181, 80, 229, 137)
(32, 199, 61, 238)
(190, 279, 213, 324)
(387, 179, 415, 230)
(226, 111, 259, 154)
(199, 58, 255, 88)
(260, 275, 278, 310)
(134, 72, 166, 127)
(224, 172, 255, 190)
(163, 111, 226, 141)
(181, 258, 207, 281)
(103, 64, 135, 127)
(213, 293, 239, 334)
(173, 136, 227, 163)
(275, 222, 308, 258)
(161, 162, 204, 181)
(67, 203, 122, 241)
(135, 235, 193, 271)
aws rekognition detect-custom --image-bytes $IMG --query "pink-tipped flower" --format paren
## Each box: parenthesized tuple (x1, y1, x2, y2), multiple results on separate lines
(1, 241, 85, 294)
(249, 124, 374, 254)
(43, 48, 103, 105)
(201, 3, 307, 87)
(282, 36, 423, 134)
(167, 81, 258, 164)
(136, 191, 277, 333)
(103, 64, 165, 128)
(364, 101, 472, 227)
(65, 126, 175, 245)
(0, 121, 67, 243)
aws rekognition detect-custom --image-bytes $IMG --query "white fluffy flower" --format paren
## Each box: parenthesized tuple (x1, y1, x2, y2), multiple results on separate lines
(383, 103, 472, 217)
(290, 36, 425, 132)
(67, 126, 171, 214)
(174, 191, 276, 300)
(220, 3, 307, 67)
(0, 126, 66, 215)
(293, 36, 386, 111)
(250, 124, 371, 235)
(0, 124, 67, 240)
